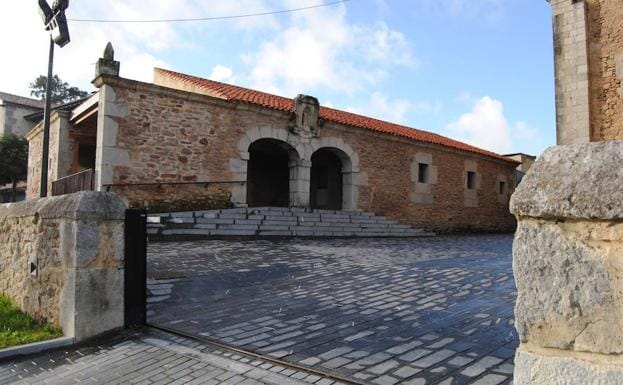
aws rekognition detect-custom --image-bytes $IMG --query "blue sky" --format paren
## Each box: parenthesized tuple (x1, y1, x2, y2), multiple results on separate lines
(2, 0, 555, 156)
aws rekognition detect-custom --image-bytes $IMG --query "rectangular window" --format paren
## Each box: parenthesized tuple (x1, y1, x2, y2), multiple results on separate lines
(498, 181, 506, 195)
(418, 163, 429, 183)
(466, 171, 476, 189)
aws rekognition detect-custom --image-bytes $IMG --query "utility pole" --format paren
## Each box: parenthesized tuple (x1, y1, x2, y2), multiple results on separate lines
(37, 0, 70, 197)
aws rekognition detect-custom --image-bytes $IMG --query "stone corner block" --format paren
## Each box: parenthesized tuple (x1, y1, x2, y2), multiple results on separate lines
(0, 191, 127, 221)
(511, 141, 623, 220)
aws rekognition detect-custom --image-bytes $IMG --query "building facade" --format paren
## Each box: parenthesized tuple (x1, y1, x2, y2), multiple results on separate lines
(26, 53, 519, 233)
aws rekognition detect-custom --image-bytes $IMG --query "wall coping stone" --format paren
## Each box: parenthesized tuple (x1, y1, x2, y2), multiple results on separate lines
(511, 140, 623, 220)
(0, 191, 126, 220)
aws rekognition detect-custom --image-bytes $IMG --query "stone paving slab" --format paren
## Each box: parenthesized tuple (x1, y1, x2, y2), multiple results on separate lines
(0, 328, 347, 385)
(147, 235, 517, 385)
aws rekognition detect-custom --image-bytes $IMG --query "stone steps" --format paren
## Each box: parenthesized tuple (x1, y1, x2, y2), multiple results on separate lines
(147, 207, 435, 241)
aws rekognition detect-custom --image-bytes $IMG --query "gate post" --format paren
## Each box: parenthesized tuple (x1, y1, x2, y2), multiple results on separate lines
(124, 208, 147, 326)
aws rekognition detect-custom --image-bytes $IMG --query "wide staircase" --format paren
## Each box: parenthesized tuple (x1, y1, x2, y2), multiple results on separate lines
(147, 207, 433, 241)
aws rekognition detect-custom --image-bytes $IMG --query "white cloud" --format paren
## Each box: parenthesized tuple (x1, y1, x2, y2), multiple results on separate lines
(247, 3, 415, 96)
(346, 92, 410, 124)
(0, 1, 278, 97)
(445, 96, 512, 153)
(445, 96, 541, 154)
(209, 65, 234, 82)
(369, 93, 410, 123)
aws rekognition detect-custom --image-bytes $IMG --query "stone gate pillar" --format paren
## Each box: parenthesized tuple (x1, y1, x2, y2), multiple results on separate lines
(511, 141, 623, 384)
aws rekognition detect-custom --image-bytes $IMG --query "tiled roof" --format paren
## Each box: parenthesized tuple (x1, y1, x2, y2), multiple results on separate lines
(0, 91, 44, 109)
(155, 68, 519, 164)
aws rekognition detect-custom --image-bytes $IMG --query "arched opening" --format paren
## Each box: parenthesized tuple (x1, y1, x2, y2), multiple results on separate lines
(246, 139, 293, 207)
(310, 148, 344, 210)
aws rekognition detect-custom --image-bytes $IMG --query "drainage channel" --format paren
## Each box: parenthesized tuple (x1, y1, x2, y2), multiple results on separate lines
(148, 323, 364, 385)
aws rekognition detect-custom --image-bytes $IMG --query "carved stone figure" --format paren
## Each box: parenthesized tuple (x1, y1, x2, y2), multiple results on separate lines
(289, 94, 323, 139)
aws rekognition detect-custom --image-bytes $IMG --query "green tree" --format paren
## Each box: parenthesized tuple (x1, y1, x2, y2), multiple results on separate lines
(29, 74, 88, 104)
(0, 134, 28, 202)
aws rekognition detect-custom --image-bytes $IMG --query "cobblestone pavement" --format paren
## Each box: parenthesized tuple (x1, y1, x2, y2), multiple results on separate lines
(147, 235, 518, 385)
(0, 328, 345, 385)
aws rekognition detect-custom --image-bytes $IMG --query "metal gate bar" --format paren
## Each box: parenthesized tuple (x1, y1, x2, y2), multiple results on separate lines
(124, 209, 147, 326)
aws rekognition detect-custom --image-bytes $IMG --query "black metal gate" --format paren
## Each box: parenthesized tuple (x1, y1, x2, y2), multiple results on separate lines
(124, 209, 147, 326)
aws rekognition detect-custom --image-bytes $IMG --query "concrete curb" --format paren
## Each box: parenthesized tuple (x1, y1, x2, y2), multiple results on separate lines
(0, 337, 74, 360)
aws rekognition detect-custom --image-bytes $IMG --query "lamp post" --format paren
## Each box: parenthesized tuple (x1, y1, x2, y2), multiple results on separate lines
(37, 0, 70, 198)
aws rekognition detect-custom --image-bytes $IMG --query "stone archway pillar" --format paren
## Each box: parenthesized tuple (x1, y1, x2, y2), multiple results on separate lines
(289, 159, 311, 207)
(341, 171, 359, 211)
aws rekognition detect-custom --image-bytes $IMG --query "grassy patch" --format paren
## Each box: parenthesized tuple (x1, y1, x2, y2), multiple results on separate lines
(0, 295, 63, 349)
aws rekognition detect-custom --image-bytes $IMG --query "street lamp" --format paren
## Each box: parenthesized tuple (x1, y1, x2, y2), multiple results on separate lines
(37, 0, 70, 198)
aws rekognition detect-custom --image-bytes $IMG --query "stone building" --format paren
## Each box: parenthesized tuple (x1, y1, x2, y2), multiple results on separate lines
(0, 91, 44, 137)
(512, 0, 623, 383)
(0, 92, 45, 202)
(502, 153, 536, 185)
(25, 49, 520, 233)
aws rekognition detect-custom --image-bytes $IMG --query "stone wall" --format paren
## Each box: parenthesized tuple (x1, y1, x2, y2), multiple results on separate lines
(552, 0, 623, 143)
(93, 76, 516, 233)
(587, 0, 623, 141)
(0, 191, 126, 342)
(551, 0, 592, 144)
(26, 122, 43, 199)
(511, 141, 623, 384)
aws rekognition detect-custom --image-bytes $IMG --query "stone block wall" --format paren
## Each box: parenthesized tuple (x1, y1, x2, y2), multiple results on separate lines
(586, 0, 623, 141)
(0, 191, 126, 342)
(511, 141, 623, 384)
(92, 76, 516, 233)
(25, 111, 74, 199)
(551, 0, 592, 145)
(552, 0, 623, 143)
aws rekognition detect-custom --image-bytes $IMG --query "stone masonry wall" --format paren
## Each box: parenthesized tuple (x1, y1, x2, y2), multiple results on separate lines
(587, 0, 623, 141)
(25, 112, 69, 199)
(26, 124, 43, 199)
(551, 0, 592, 145)
(511, 141, 623, 384)
(0, 192, 126, 342)
(95, 77, 516, 233)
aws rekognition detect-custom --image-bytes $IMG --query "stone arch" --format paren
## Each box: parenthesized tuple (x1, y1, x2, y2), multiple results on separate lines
(309, 140, 361, 211)
(230, 127, 305, 207)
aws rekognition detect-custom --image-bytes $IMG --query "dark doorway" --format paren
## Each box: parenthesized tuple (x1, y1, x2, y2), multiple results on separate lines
(310, 149, 343, 210)
(247, 139, 290, 207)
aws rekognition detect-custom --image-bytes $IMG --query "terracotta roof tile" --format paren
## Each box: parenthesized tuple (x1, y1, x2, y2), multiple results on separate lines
(155, 68, 519, 164)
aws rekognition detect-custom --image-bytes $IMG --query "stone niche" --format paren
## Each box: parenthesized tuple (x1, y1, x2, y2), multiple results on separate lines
(511, 140, 623, 384)
(289, 94, 322, 140)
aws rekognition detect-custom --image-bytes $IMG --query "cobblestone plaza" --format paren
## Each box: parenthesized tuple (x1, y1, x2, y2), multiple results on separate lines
(1, 235, 517, 384)
(147, 235, 517, 385)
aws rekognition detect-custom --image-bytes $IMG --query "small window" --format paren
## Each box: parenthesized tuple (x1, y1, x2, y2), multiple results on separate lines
(466, 171, 476, 189)
(418, 163, 429, 183)
(498, 181, 506, 195)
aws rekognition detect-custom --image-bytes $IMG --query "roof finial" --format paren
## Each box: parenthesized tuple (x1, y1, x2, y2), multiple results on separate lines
(94, 41, 120, 80)
(103, 42, 114, 61)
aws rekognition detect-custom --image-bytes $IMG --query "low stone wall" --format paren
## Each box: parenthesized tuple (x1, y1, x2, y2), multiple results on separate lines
(511, 141, 623, 384)
(0, 191, 126, 342)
